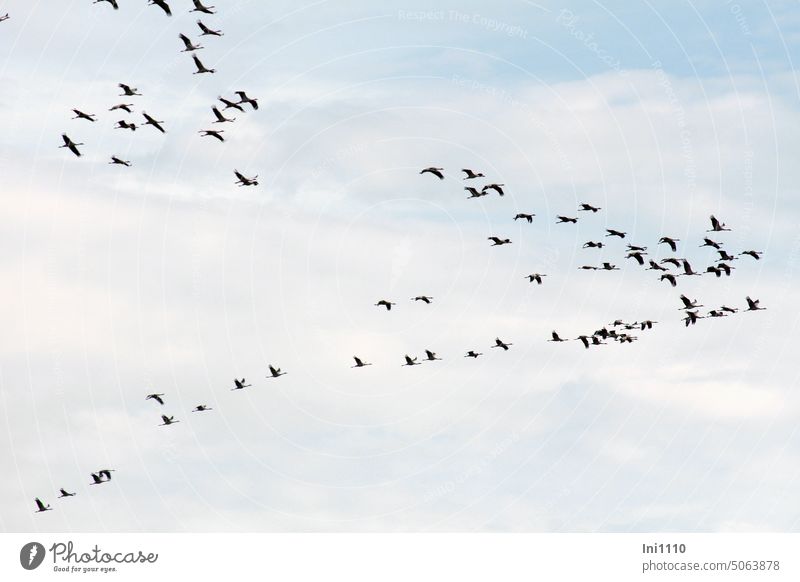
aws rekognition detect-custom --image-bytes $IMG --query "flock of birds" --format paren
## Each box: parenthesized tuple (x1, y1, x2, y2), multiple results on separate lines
(27, 0, 265, 515)
(416, 166, 766, 340)
(56, 1, 260, 186)
(14, 5, 767, 515)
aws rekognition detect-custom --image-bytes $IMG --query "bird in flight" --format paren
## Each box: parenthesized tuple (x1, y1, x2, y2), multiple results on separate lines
(93, 0, 119, 9)
(234, 170, 258, 186)
(556, 216, 578, 224)
(626, 251, 646, 265)
(197, 20, 223, 36)
(58, 488, 76, 498)
(34, 498, 52, 513)
(548, 331, 568, 342)
(627, 243, 647, 252)
(514, 213, 535, 223)
(583, 241, 604, 249)
(578, 203, 601, 212)
(191, 0, 216, 14)
(424, 350, 442, 361)
(159, 415, 179, 426)
(118, 83, 141, 97)
(402, 355, 420, 366)
(0, 13, 9, 22)
(375, 299, 396, 310)
(232, 378, 251, 390)
(90, 473, 107, 485)
(110, 103, 134, 113)
(660, 273, 677, 287)
(464, 350, 482, 358)
(212, 106, 236, 123)
(681, 259, 701, 276)
(218, 96, 244, 112)
(267, 365, 287, 378)
(482, 184, 505, 196)
(683, 311, 702, 327)
(659, 237, 680, 252)
(745, 296, 765, 311)
(192, 405, 212, 412)
(679, 294, 703, 310)
(576, 335, 591, 349)
(149, 0, 172, 16)
(740, 250, 763, 260)
(700, 237, 721, 249)
(352, 356, 372, 368)
(420, 167, 444, 179)
(461, 169, 484, 179)
(411, 296, 433, 304)
(525, 273, 546, 284)
(646, 260, 667, 271)
(59, 134, 83, 157)
(488, 237, 511, 246)
(114, 120, 136, 131)
(179, 33, 202, 52)
(72, 109, 96, 122)
(491, 338, 512, 351)
(192, 54, 216, 74)
(199, 129, 225, 142)
(97, 469, 115, 481)
(600, 262, 619, 271)
(465, 187, 488, 199)
(605, 229, 627, 238)
(142, 112, 166, 133)
(146, 393, 165, 405)
(235, 91, 259, 110)
(109, 156, 132, 167)
(708, 215, 731, 232)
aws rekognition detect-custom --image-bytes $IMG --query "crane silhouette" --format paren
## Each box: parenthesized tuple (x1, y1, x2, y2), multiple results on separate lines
(179, 33, 203, 52)
(191, 0, 216, 14)
(420, 167, 444, 179)
(267, 365, 287, 378)
(118, 83, 141, 97)
(462, 169, 484, 179)
(59, 134, 83, 157)
(72, 109, 96, 122)
(352, 356, 372, 368)
(232, 378, 251, 390)
(192, 54, 216, 74)
(197, 20, 223, 36)
(149, 0, 172, 16)
(199, 129, 225, 142)
(491, 338, 512, 351)
(235, 91, 259, 110)
(34, 498, 52, 513)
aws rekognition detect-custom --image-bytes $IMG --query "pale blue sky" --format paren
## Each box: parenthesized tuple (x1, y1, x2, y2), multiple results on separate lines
(1, 0, 798, 532)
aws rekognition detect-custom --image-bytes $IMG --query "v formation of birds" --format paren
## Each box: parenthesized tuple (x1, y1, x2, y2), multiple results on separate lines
(17, 2, 767, 515)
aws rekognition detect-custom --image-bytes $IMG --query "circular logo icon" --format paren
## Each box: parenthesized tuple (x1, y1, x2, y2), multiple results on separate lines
(20, 542, 46, 570)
